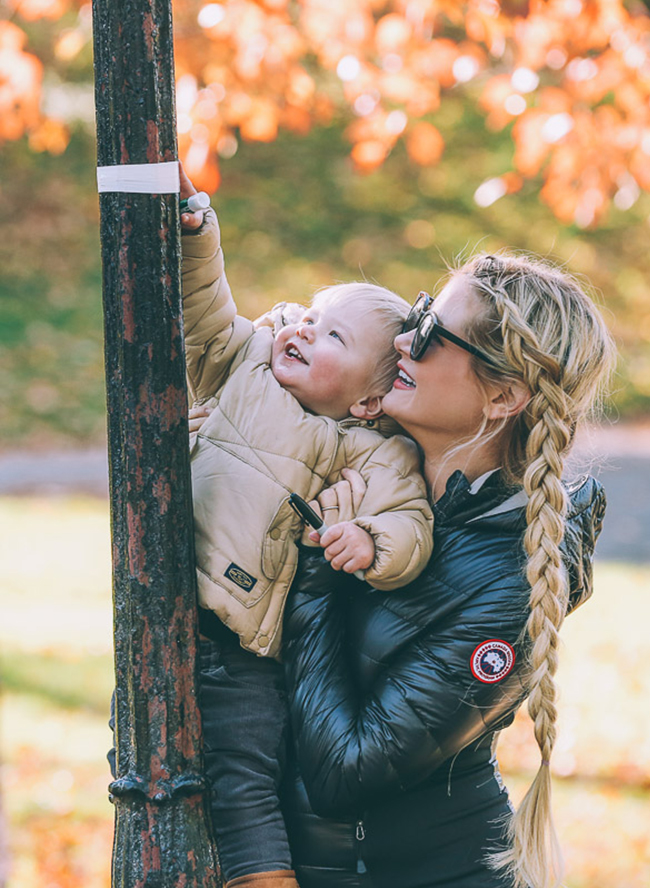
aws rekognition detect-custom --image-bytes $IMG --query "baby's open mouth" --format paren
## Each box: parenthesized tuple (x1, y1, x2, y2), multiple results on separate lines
(285, 344, 307, 364)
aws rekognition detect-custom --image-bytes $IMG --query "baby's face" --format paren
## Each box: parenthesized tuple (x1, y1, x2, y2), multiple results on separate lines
(271, 300, 386, 420)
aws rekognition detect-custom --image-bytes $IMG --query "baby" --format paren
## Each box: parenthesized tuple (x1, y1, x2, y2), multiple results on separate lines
(179, 171, 432, 888)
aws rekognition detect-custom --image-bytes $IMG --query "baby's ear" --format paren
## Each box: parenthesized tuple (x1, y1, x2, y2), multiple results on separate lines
(349, 394, 384, 420)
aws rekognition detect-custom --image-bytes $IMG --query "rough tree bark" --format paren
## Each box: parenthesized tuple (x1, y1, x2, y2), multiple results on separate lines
(91, 1, 220, 885)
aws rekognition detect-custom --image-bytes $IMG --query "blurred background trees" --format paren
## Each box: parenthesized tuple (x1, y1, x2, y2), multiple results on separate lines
(1, 0, 649, 447)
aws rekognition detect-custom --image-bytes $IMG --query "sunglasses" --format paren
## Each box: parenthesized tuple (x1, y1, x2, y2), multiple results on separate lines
(402, 291, 497, 365)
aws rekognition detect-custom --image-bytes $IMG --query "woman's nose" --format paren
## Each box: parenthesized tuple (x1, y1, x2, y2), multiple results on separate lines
(393, 330, 414, 356)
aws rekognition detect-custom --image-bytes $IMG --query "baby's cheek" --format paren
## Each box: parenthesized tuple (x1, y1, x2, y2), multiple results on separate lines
(271, 330, 289, 362)
(317, 353, 346, 379)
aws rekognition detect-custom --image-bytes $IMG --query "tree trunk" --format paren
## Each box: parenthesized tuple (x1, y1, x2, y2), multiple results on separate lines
(91, 1, 220, 885)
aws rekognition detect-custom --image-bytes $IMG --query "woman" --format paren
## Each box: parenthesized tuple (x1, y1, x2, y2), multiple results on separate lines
(280, 254, 614, 888)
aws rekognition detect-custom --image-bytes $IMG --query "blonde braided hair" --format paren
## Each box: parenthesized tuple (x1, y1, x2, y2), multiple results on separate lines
(456, 254, 615, 888)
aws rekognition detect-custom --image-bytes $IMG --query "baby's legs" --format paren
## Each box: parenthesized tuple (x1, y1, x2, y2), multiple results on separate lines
(198, 627, 293, 884)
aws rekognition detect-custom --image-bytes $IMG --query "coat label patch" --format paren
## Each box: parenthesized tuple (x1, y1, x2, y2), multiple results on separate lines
(224, 563, 257, 592)
(470, 639, 515, 683)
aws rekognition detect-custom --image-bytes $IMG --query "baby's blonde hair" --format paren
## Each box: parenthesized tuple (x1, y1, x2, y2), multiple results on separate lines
(311, 282, 410, 396)
(456, 253, 615, 888)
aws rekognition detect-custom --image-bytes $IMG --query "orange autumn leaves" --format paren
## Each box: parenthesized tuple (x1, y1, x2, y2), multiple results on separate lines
(3, 0, 650, 226)
(174, 0, 650, 226)
(479, 1, 650, 225)
(173, 1, 482, 187)
(0, 0, 84, 154)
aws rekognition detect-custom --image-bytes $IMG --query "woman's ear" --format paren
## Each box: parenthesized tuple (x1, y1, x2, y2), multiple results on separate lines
(483, 382, 530, 420)
(349, 394, 384, 420)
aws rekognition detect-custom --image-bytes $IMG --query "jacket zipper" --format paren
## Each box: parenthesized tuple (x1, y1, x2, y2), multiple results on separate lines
(355, 819, 367, 875)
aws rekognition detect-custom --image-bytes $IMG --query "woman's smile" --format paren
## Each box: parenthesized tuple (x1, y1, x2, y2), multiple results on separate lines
(382, 280, 490, 451)
(394, 364, 416, 389)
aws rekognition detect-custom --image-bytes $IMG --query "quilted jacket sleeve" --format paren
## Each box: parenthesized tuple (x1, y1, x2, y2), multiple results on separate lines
(283, 554, 530, 819)
(347, 435, 434, 590)
(181, 208, 254, 403)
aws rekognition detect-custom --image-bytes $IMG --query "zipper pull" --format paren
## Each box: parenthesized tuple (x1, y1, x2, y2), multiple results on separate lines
(355, 819, 367, 873)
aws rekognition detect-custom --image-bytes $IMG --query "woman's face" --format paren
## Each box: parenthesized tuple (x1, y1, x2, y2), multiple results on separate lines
(382, 277, 490, 445)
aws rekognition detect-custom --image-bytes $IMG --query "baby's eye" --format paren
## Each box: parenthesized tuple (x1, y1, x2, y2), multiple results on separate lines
(302, 318, 314, 325)
(329, 330, 343, 342)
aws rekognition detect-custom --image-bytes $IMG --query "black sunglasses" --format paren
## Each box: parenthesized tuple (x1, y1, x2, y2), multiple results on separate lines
(402, 291, 497, 365)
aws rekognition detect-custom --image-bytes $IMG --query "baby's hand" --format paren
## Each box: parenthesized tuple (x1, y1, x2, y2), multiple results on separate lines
(179, 162, 205, 231)
(188, 402, 213, 434)
(315, 522, 375, 574)
(254, 302, 307, 335)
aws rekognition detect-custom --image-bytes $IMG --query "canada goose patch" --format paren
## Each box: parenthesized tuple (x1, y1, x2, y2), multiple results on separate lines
(470, 639, 515, 683)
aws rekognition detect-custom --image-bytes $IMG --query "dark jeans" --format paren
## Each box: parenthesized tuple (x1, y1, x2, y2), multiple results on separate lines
(198, 629, 292, 882)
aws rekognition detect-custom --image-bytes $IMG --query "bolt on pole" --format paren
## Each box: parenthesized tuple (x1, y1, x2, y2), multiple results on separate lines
(91, 1, 220, 885)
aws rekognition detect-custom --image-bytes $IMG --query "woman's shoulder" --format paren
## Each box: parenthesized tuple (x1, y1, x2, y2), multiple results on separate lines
(565, 473, 606, 522)
(562, 474, 607, 611)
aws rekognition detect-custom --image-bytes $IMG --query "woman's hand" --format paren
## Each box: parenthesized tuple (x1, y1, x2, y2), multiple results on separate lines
(179, 163, 205, 231)
(188, 403, 213, 435)
(300, 468, 367, 546)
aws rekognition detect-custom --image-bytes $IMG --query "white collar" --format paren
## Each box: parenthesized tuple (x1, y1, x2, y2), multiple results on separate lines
(467, 487, 529, 522)
(468, 468, 500, 495)
(464, 467, 529, 521)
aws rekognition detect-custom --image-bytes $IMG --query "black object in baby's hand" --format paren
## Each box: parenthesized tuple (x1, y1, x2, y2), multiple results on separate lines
(289, 493, 325, 533)
(289, 493, 366, 581)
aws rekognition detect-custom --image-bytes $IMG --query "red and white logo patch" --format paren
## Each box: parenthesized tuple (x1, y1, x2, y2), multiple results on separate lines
(470, 639, 515, 683)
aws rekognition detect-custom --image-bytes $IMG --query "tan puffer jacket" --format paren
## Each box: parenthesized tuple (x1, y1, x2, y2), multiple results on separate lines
(182, 210, 433, 658)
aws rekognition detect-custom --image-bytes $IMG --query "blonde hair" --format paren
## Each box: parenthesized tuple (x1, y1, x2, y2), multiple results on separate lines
(456, 253, 615, 888)
(312, 282, 410, 395)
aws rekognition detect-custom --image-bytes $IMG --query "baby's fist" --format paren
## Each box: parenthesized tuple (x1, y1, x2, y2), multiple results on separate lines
(318, 522, 375, 574)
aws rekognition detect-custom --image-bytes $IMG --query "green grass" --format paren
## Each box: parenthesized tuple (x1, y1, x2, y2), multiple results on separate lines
(1, 496, 649, 887)
(1, 649, 114, 714)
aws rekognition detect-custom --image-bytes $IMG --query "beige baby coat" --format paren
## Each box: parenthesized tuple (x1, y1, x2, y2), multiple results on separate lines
(182, 209, 433, 658)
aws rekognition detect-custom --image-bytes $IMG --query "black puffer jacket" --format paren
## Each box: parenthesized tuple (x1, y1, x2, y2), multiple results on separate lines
(282, 470, 606, 888)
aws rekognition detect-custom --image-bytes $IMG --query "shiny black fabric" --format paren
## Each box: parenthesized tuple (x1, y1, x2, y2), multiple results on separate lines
(282, 471, 606, 888)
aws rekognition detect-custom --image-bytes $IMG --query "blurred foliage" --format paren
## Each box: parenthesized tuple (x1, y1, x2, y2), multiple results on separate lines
(1, 105, 649, 448)
(4, 1, 650, 226)
(1, 497, 649, 887)
(0, 130, 104, 446)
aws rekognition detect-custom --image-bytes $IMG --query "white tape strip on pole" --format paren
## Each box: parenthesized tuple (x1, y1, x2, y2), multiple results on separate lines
(97, 161, 180, 194)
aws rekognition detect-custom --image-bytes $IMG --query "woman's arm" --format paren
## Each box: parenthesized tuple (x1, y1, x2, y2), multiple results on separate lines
(283, 551, 529, 818)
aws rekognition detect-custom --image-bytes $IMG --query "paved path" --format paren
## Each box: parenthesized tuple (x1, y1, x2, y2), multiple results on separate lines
(1, 423, 648, 563)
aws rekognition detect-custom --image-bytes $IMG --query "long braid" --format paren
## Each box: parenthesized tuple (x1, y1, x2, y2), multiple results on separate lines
(458, 254, 615, 888)
(516, 390, 571, 888)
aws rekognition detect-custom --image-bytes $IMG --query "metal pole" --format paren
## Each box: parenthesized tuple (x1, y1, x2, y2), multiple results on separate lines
(91, 1, 220, 885)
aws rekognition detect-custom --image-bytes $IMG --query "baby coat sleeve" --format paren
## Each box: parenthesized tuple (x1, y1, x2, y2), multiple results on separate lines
(181, 207, 254, 403)
(347, 434, 433, 589)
